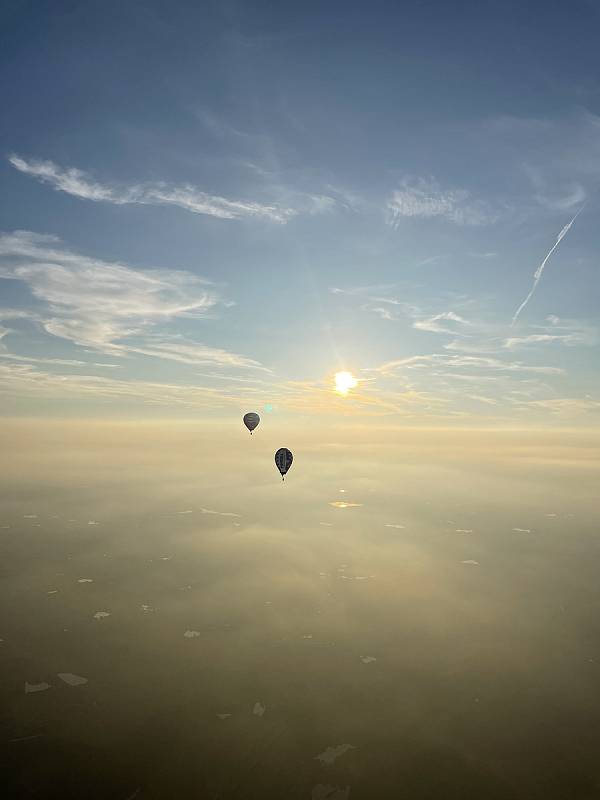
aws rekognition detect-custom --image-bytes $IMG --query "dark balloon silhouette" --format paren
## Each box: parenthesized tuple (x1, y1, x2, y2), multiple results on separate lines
(275, 448, 293, 481)
(243, 412, 260, 434)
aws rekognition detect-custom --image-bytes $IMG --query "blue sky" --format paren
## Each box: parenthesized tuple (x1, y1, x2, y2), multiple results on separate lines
(1, 0, 599, 422)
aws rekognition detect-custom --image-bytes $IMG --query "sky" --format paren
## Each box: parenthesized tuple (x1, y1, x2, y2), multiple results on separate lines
(1, 0, 599, 424)
(3, 7, 600, 794)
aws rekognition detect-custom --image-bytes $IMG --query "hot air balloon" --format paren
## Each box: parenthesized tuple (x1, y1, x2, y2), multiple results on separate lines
(243, 412, 260, 434)
(275, 447, 293, 481)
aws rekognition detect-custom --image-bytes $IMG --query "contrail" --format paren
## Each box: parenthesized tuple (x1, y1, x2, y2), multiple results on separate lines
(511, 206, 585, 326)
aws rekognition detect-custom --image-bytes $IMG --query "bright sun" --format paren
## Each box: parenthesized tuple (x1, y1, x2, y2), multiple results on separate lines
(334, 371, 358, 396)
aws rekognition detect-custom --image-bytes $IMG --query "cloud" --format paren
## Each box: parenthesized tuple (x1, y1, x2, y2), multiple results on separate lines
(467, 394, 498, 405)
(481, 112, 600, 212)
(121, 335, 268, 370)
(386, 177, 493, 227)
(0, 353, 88, 366)
(534, 180, 587, 212)
(332, 287, 478, 338)
(199, 507, 241, 517)
(526, 397, 600, 416)
(330, 283, 396, 298)
(0, 308, 41, 322)
(0, 361, 243, 409)
(369, 306, 396, 320)
(0, 230, 265, 370)
(504, 334, 569, 348)
(443, 338, 501, 354)
(9, 154, 296, 224)
(444, 314, 596, 355)
(371, 353, 564, 377)
(0, 359, 447, 418)
(413, 311, 472, 335)
(503, 325, 596, 349)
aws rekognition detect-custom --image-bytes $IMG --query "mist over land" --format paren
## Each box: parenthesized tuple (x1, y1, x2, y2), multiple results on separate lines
(2, 421, 599, 799)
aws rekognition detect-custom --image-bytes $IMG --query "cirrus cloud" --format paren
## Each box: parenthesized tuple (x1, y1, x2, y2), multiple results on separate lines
(0, 230, 266, 370)
(8, 154, 296, 223)
(386, 177, 495, 228)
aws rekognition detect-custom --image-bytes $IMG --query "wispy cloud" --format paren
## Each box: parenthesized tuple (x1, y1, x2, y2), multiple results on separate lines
(330, 284, 397, 298)
(444, 314, 596, 355)
(503, 326, 596, 349)
(467, 394, 498, 405)
(331, 284, 479, 337)
(480, 112, 600, 211)
(121, 335, 268, 370)
(371, 353, 564, 377)
(199, 507, 241, 517)
(532, 178, 587, 212)
(0, 359, 448, 419)
(9, 154, 297, 223)
(443, 338, 501, 354)
(0, 353, 88, 366)
(413, 311, 472, 335)
(386, 177, 493, 227)
(362, 351, 572, 421)
(526, 396, 600, 416)
(0, 230, 265, 370)
(0, 308, 41, 322)
(370, 306, 396, 320)
(504, 315, 597, 352)
(0, 361, 243, 408)
(511, 208, 584, 325)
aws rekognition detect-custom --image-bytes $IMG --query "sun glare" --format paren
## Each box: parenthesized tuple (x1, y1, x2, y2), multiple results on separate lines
(334, 371, 358, 396)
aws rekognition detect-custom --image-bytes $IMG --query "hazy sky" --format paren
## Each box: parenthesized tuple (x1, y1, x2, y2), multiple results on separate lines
(1, 0, 599, 423)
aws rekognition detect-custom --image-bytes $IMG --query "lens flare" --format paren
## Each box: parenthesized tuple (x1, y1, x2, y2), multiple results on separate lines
(334, 371, 358, 396)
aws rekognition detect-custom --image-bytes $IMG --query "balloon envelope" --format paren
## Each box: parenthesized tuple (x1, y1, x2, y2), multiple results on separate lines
(275, 447, 293, 479)
(243, 412, 260, 433)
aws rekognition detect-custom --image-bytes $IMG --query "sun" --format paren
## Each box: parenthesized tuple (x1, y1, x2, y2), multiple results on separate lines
(334, 371, 358, 396)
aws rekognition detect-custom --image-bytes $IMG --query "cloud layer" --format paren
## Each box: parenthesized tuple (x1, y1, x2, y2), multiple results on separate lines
(0, 230, 264, 369)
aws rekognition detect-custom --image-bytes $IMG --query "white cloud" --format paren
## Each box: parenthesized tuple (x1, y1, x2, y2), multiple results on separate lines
(122, 335, 268, 370)
(0, 361, 243, 408)
(413, 311, 472, 334)
(0, 308, 41, 322)
(447, 354, 564, 375)
(505, 317, 596, 349)
(371, 353, 564, 377)
(443, 338, 501, 354)
(369, 306, 396, 320)
(0, 231, 266, 370)
(330, 283, 396, 297)
(0, 353, 88, 366)
(199, 507, 241, 517)
(9, 155, 296, 224)
(386, 177, 493, 227)
(482, 112, 600, 212)
(526, 397, 600, 416)
(467, 394, 498, 405)
(536, 182, 586, 212)
(505, 333, 583, 349)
